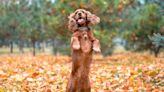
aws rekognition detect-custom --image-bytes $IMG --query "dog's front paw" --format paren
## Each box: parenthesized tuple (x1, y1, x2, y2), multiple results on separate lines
(93, 47, 101, 53)
(71, 37, 80, 50)
(93, 40, 101, 53)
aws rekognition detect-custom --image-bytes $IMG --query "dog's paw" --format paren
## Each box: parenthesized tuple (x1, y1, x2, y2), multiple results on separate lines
(93, 40, 101, 53)
(72, 43, 80, 50)
(93, 47, 101, 53)
(71, 37, 80, 50)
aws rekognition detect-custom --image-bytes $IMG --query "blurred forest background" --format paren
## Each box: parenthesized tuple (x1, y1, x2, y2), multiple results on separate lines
(0, 0, 163, 56)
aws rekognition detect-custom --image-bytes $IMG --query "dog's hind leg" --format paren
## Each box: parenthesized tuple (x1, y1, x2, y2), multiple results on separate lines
(66, 77, 78, 92)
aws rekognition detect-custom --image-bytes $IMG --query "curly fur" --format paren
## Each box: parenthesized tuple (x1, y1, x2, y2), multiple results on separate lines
(68, 9, 101, 52)
(68, 9, 100, 32)
(66, 9, 101, 92)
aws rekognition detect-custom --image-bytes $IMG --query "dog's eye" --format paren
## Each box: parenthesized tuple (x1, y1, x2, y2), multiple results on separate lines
(82, 11, 85, 13)
(75, 12, 78, 15)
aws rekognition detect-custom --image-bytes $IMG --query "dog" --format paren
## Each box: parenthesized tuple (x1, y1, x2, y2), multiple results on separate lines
(68, 9, 100, 53)
(66, 30, 93, 92)
(66, 9, 101, 92)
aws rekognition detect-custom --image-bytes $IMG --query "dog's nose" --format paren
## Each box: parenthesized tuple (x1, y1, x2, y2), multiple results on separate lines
(78, 13, 81, 16)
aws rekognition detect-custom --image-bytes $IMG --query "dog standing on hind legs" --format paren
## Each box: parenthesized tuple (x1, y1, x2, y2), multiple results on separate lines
(66, 9, 101, 92)
(66, 31, 92, 92)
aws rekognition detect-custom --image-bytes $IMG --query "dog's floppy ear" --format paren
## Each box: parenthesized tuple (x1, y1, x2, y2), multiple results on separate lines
(85, 10, 100, 26)
(68, 11, 78, 32)
(68, 12, 75, 19)
(68, 18, 78, 32)
(85, 10, 92, 16)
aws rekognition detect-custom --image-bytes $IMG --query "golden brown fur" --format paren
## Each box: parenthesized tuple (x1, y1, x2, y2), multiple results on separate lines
(66, 31, 92, 92)
(68, 9, 100, 52)
(66, 9, 101, 92)
(68, 9, 100, 32)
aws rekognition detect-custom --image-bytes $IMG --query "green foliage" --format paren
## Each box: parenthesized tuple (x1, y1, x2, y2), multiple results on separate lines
(0, 0, 163, 55)
(123, 2, 163, 51)
(149, 33, 164, 47)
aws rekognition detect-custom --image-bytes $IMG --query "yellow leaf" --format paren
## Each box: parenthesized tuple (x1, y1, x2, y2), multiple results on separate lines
(148, 71, 158, 76)
(134, 87, 138, 92)
(0, 87, 4, 92)
(62, 9, 65, 14)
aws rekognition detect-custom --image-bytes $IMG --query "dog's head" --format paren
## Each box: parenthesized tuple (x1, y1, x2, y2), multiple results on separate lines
(74, 9, 87, 20)
(69, 9, 87, 21)
(68, 9, 100, 31)
(68, 9, 87, 26)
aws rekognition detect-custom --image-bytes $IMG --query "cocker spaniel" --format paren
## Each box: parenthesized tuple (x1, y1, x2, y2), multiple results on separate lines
(68, 9, 100, 52)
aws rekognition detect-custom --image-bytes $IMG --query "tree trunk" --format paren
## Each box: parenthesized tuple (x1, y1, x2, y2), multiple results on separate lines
(10, 41, 13, 53)
(32, 40, 36, 56)
(19, 40, 24, 53)
(154, 46, 161, 57)
(52, 39, 57, 55)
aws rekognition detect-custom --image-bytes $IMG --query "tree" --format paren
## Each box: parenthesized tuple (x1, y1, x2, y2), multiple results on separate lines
(0, 1, 19, 53)
(0, 0, 163, 55)
(149, 33, 164, 57)
(123, 1, 163, 52)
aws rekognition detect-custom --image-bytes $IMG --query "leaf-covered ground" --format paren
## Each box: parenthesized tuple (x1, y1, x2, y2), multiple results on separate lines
(0, 53, 163, 92)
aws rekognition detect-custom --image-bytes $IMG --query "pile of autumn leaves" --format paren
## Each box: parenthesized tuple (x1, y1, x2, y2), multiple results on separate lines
(0, 53, 163, 92)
